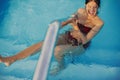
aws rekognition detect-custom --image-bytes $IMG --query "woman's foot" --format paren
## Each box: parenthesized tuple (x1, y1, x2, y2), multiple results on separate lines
(50, 63, 65, 75)
(0, 55, 15, 66)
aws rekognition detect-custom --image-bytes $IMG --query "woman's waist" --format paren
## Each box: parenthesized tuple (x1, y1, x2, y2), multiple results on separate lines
(65, 30, 91, 49)
(65, 30, 81, 46)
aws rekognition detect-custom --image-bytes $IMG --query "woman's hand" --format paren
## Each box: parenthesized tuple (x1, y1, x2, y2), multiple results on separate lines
(70, 30, 82, 43)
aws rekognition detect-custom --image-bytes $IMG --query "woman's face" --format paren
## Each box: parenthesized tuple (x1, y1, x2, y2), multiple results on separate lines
(86, 1, 98, 17)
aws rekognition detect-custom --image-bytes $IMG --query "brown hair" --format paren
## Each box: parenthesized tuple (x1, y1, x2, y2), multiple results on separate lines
(85, 0, 100, 8)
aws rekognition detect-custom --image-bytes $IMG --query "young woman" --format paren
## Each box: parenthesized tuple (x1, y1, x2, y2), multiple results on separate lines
(0, 0, 103, 74)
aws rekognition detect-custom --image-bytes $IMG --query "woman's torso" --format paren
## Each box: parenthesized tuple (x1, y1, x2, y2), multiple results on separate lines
(71, 8, 100, 33)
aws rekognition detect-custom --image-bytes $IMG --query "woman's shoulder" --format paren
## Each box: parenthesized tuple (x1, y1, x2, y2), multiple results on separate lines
(95, 16, 104, 27)
(77, 8, 86, 14)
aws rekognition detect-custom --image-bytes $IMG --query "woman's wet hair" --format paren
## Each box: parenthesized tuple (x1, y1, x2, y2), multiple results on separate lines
(85, 0, 100, 8)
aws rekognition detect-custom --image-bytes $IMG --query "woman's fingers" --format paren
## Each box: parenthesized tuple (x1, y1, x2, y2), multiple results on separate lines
(70, 31, 82, 43)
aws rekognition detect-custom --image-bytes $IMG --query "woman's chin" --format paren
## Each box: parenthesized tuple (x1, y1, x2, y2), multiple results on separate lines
(88, 13, 96, 17)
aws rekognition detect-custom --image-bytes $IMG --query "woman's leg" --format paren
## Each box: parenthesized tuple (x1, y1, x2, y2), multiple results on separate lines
(0, 42, 43, 66)
(54, 45, 84, 68)
(0, 33, 66, 66)
(50, 44, 85, 74)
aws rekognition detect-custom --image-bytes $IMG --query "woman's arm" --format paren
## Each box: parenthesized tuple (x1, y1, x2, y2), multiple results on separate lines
(71, 21, 104, 44)
(60, 16, 78, 28)
(60, 11, 79, 28)
(61, 18, 73, 27)
(81, 22, 103, 44)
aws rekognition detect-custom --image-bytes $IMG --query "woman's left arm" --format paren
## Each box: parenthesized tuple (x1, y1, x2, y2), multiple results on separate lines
(79, 21, 104, 44)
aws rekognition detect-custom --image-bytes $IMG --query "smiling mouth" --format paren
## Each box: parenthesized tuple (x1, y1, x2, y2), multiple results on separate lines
(88, 10, 95, 15)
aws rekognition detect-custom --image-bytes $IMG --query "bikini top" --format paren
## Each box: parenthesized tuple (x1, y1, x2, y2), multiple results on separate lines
(77, 23, 91, 35)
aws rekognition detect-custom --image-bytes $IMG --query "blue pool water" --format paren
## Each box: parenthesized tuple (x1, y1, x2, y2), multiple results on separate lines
(0, 0, 120, 80)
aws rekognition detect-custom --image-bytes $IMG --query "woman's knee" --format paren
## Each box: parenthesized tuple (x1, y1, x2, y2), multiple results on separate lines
(54, 46, 63, 59)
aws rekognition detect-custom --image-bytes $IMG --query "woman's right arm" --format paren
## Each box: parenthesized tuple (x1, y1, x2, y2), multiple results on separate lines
(61, 8, 83, 28)
(60, 12, 79, 28)
(61, 18, 74, 27)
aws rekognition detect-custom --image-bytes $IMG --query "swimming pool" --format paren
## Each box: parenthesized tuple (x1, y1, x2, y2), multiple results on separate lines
(0, 0, 120, 80)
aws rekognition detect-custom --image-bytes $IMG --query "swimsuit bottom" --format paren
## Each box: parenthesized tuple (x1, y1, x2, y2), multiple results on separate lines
(65, 31, 91, 49)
